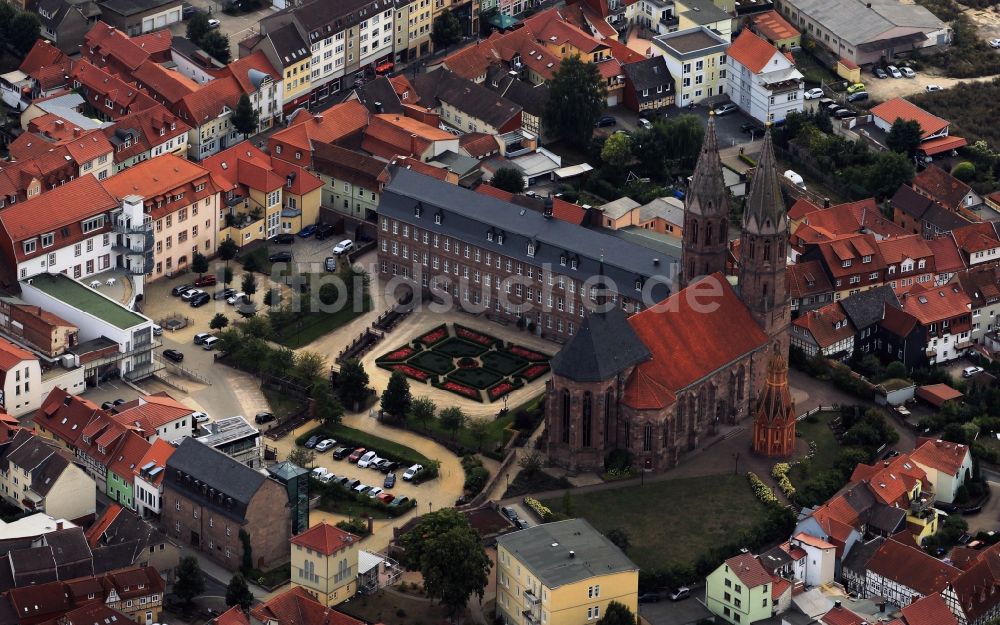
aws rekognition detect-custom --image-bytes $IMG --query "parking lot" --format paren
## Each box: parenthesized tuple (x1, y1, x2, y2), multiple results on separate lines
(637, 592, 712, 625)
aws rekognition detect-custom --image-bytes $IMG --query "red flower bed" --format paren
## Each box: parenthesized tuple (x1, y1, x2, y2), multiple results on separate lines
(522, 364, 550, 381)
(456, 326, 495, 346)
(488, 381, 515, 401)
(443, 381, 479, 400)
(509, 346, 547, 362)
(419, 326, 448, 346)
(392, 364, 430, 382)
(382, 346, 415, 362)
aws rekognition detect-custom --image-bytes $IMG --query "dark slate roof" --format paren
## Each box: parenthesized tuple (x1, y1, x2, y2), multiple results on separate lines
(99, 0, 179, 16)
(380, 167, 677, 302)
(622, 56, 673, 104)
(843, 482, 876, 517)
(758, 545, 793, 573)
(891, 184, 935, 220)
(495, 519, 637, 588)
(868, 505, 907, 535)
(92, 543, 143, 573)
(165, 438, 268, 522)
(414, 68, 521, 129)
(9, 547, 56, 587)
(32, 454, 69, 497)
(486, 71, 549, 117)
(840, 285, 899, 330)
(265, 0, 389, 40)
(841, 537, 884, 574)
(551, 305, 651, 382)
(264, 23, 309, 66)
(923, 202, 971, 231)
(44, 528, 93, 573)
(353, 77, 404, 114)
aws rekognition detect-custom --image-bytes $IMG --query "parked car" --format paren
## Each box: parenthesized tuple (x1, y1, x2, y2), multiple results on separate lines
(669, 587, 691, 601)
(367, 456, 385, 470)
(502, 506, 519, 521)
(227, 292, 246, 305)
(271, 233, 295, 245)
(516, 519, 530, 530)
(318, 472, 335, 484)
(332, 240, 354, 255)
(926, 84, 943, 92)
(332, 446, 351, 460)
(846, 82, 866, 94)
(304, 436, 319, 448)
(163, 349, 184, 363)
(388, 496, 410, 507)
(214, 288, 236, 300)
(376, 459, 395, 473)
(713, 103, 738, 116)
(846, 91, 869, 102)
(804, 87, 824, 99)
(887, 65, 902, 78)
(254, 411, 275, 424)
(638, 593, 661, 604)
(298, 225, 318, 238)
(348, 448, 367, 462)
(207, 18, 220, 28)
(357, 450, 378, 468)
(353, 483, 371, 495)
(194, 275, 217, 287)
(192, 412, 210, 424)
(963, 366, 984, 378)
(833, 108, 855, 119)
(316, 438, 337, 452)
(194, 332, 212, 345)
(740, 121, 762, 135)
(181, 288, 204, 301)
(182, 4, 195, 17)
(991, 38, 1000, 48)
(171, 284, 194, 296)
(594, 115, 616, 127)
(377, 492, 395, 504)
(311, 467, 330, 481)
(403, 464, 423, 481)
(367, 486, 384, 498)
(901, 66, 916, 78)
(113, 398, 127, 406)
(315, 223, 336, 240)
(384, 472, 396, 488)
(637, 118, 652, 129)
(190, 292, 211, 307)
(268, 251, 292, 263)
(323, 257, 337, 272)
(152, 324, 163, 336)
(874, 67, 887, 79)
(102, 401, 115, 410)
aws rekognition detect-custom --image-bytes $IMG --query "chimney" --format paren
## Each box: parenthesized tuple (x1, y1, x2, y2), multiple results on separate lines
(543, 193, 553, 219)
(56, 522, 63, 530)
(823, 197, 831, 208)
(374, 101, 383, 113)
(569, 550, 575, 559)
(834, 600, 841, 609)
(653, 258, 660, 266)
(367, 516, 374, 534)
(73, 128, 82, 138)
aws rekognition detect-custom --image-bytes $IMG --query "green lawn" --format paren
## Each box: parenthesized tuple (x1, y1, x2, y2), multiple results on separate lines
(262, 387, 305, 418)
(790, 411, 842, 483)
(542, 474, 770, 570)
(273, 295, 371, 349)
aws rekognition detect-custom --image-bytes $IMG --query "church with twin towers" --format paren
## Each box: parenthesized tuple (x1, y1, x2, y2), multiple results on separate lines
(545, 117, 795, 473)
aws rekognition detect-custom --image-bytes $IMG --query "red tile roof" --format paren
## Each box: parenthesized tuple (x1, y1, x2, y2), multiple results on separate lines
(102, 105, 191, 164)
(460, 132, 501, 159)
(174, 75, 243, 125)
(100, 153, 219, 221)
(876, 234, 934, 268)
(72, 59, 158, 119)
(215, 606, 250, 625)
(387, 155, 451, 181)
(107, 431, 151, 479)
(821, 606, 865, 625)
(787, 260, 834, 299)
(250, 587, 365, 625)
(792, 302, 854, 349)
(36, 388, 102, 448)
(203, 142, 285, 194)
(900, 592, 958, 625)
(269, 100, 369, 155)
(131, 30, 173, 59)
(752, 10, 801, 42)
(131, 61, 199, 105)
(793, 532, 835, 550)
(952, 221, 999, 255)
(910, 438, 969, 476)
(112, 394, 193, 438)
(217, 50, 280, 95)
(290, 522, 360, 556)
(851, 453, 927, 506)
(19, 40, 72, 92)
(723, 553, 772, 588)
(926, 235, 966, 273)
(85, 503, 122, 546)
(897, 282, 970, 325)
(0, 337, 34, 370)
(727, 29, 781, 74)
(871, 98, 949, 139)
(622, 274, 769, 410)
(913, 165, 973, 211)
(362, 114, 454, 160)
(916, 383, 963, 408)
(133, 438, 175, 487)
(788, 197, 821, 221)
(865, 537, 960, 595)
(83, 22, 150, 72)
(949, 543, 1000, 622)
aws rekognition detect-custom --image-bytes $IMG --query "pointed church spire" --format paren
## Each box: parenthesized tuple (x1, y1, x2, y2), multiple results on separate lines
(751, 345, 795, 457)
(743, 125, 787, 235)
(680, 113, 730, 288)
(686, 112, 728, 218)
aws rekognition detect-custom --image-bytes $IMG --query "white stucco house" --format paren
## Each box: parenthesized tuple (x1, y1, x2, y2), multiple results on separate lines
(725, 29, 803, 124)
(909, 438, 973, 504)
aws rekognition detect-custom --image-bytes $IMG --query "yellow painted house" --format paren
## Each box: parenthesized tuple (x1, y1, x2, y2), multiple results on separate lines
(290, 522, 362, 606)
(496, 519, 639, 625)
(203, 141, 323, 244)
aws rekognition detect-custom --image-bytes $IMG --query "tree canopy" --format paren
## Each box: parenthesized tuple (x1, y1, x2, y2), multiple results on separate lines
(187, 11, 210, 45)
(886, 118, 922, 156)
(225, 572, 254, 612)
(596, 601, 636, 625)
(431, 10, 463, 49)
(201, 30, 232, 64)
(232, 93, 259, 137)
(337, 359, 371, 409)
(543, 55, 607, 149)
(174, 556, 205, 606)
(381, 370, 412, 419)
(492, 167, 525, 193)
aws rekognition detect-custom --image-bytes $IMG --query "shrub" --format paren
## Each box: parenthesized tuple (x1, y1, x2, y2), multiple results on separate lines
(461, 455, 490, 497)
(524, 497, 555, 521)
(771, 463, 796, 497)
(747, 472, 778, 505)
(605, 449, 634, 472)
(952, 161, 976, 181)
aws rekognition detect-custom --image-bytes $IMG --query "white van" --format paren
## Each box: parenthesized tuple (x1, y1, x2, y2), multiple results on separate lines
(202, 336, 221, 350)
(311, 467, 329, 480)
(357, 450, 378, 467)
(783, 170, 806, 190)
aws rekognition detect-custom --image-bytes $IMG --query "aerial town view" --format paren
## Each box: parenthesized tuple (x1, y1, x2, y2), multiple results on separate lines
(1, 0, 1000, 623)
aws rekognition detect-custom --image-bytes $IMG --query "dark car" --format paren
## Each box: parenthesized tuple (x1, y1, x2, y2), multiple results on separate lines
(833, 108, 855, 119)
(380, 460, 399, 474)
(740, 121, 762, 134)
(171, 284, 194, 296)
(271, 233, 295, 245)
(268, 251, 292, 262)
(298, 224, 318, 238)
(502, 506, 519, 522)
(332, 446, 351, 460)
(254, 412, 275, 424)
(214, 288, 236, 300)
(163, 349, 184, 363)
(304, 435, 319, 449)
(846, 91, 869, 102)
(638, 593, 661, 604)
(315, 223, 336, 240)
(182, 4, 195, 17)
(324, 257, 337, 272)
(113, 398, 127, 406)
(101, 401, 115, 410)
(595, 115, 616, 127)
(190, 292, 211, 307)
(194, 275, 217, 287)
(384, 472, 396, 488)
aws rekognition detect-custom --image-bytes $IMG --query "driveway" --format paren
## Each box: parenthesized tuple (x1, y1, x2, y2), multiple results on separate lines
(639, 595, 712, 625)
(964, 480, 1000, 535)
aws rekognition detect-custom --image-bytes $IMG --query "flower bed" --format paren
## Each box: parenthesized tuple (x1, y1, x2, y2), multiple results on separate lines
(747, 471, 779, 505)
(508, 346, 548, 362)
(378, 345, 415, 363)
(440, 380, 481, 401)
(771, 463, 796, 498)
(408, 351, 456, 376)
(524, 497, 554, 521)
(521, 363, 550, 381)
(391, 364, 430, 382)
(417, 325, 448, 346)
(455, 324, 497, 347)
(488, 381, 515, 401)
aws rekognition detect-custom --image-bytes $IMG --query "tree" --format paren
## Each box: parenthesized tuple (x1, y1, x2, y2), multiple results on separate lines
(544, 55, 607, 149)
(399, 509, 491, 617)
(173, 556, 205, 606)
(225, 572, 254, 612)
(9, 12, 41, 56)
(287, 447, 315, 468)
(600, 132, 632, 173)
(263, 288, 281, 307)
(411, 397, 436, 428)
(242, 315, 272, 340)
(337, 359, 371, 410)
(864, 151, 914, 201)
(0, 3, 16, 41)
(221, 265, 234, 287)
(210, 313, 229, 331)
(231, 93, 259, 138)
(605, 528, 630, 552)
(439, 406, 466, 439)
(518, 451, 543, 476)
(492, 167, 525, 193)
(381, 371, 412, 419)
(186, 11, 210, 45)
(952, 161, 976, 182)
(241, 273, 258, 300)
(886, 118, 923, 156)
(200, 30, 232, 64)
(596, 602, 637, 625)
(239, 529, 253, 573)
(431, 9, 462, 49)
(293, 351, 327, 385)
(191, 251, 209, 277)
(313, 382, 344, 427)
(467, 418, 489, 451)
(219, 238, 239, 268)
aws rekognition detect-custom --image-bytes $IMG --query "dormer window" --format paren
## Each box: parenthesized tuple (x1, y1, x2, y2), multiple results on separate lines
(841, 259, 852, 268)
(414, 203, 422, 218)
(295, 151, 302, 159)
(275, 145, 283, 154)
(497, 232, 504, 245)
(23, 240, 36, 254)
(41, 233, 54, 248)
(195, 183, 206, 192)
(434, 212, 442, 225)
(559, 255, 566, 267)
(159, 128, 166, 136)
(527, 243, 535, 257)
(571, 258, 578, 270)
(862, 255, 871, 263)
(487, 231, 493, 242)
(635, 279, 642, 291)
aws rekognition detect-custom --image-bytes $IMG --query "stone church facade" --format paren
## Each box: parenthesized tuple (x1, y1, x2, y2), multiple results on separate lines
(545, 117, 792, 474)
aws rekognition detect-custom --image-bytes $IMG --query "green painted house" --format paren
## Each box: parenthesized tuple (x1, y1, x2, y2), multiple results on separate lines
(705, 553, 774, 625)
(105, 432, 151, 510)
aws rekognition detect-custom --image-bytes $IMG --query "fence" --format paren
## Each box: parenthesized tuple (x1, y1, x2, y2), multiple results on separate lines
(336, 329, 384, 364)
(795, 405, 839, 421)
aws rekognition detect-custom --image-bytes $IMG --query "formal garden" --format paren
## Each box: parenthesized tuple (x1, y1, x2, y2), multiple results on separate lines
(376, 323, 550, 403)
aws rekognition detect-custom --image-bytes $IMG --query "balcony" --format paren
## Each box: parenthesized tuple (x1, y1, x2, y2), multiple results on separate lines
(659, 15, 679, 27)
(523, 590, 540, 605)
(910, 492, 935, 515)
(114, 222, 152, 236)
(521, 610, 540, 625)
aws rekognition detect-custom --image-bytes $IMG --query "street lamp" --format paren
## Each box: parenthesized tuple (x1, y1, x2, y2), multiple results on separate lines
(733, 452, 740, 475)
